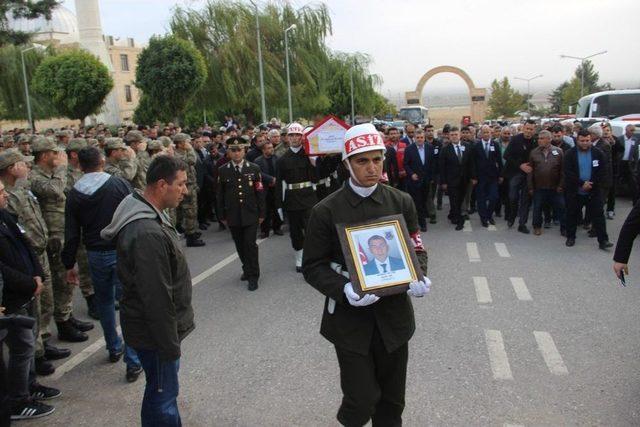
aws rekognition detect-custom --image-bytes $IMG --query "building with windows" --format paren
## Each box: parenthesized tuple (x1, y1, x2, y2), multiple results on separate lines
(7, 2, 143, 124)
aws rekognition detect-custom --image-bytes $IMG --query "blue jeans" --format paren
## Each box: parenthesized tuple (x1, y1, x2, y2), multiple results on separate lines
(475, 179, 499, 221)
(137, 349, 181, 427)
(532, 189, 566, 229)
(86, 250, 139, 369)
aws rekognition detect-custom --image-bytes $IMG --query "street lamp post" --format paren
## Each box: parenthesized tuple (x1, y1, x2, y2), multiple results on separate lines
(349, 62, 355, 125)
(250, 0, 267, 124)
(21, 46, 38, 131)
(560, 51, 607, 97)
(514, 74, 543, 115)
(284, 24, 296, 124)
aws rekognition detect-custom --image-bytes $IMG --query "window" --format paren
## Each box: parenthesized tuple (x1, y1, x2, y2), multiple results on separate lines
(120, 54, 129, 71)
(125, 85, 132, 103)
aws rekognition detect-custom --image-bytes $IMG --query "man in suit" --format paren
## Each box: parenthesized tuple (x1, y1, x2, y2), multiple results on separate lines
(425, 125, 443, 220)
(400, 123, 415, 146)
(363, 235, 405, 276)
(613, 200, 640, 280)
(470, 125, 503, 227)
(217, 137, 265, 291)
(586, 124, 613, 235)
(564, 130, 613, 249)
(439, 127, 472, 230)
(616, 124, 638, 203)
(254, 142, 282, 238)
(403, 129, 436, 231)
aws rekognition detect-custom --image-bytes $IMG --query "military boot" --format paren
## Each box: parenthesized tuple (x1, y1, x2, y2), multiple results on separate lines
(69, 315, 94, 332)
(57, 320, 88, 342)
(186, 234, 205, 247)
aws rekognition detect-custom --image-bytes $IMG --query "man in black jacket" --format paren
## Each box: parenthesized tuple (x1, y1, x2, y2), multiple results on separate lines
(504, 120, 537, 233)
(563, 130, 613, 249)
(439, 127, 472, 230)
(61, 147, 141, 382)
(217, 138, 265, 291)
(101, 155, 195, 427)
(254, 142, 283, 238)
(613, 200, 640, 280)
(0, 180, 59, 420)
(470, 125, 503, 227)
(403, 129, 436, 231)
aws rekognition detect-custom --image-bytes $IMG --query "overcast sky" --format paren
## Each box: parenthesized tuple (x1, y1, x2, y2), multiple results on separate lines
(62, 0, 640, 98)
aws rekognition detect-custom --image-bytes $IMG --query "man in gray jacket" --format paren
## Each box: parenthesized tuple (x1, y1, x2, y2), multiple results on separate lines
(101, 155, 195, 427)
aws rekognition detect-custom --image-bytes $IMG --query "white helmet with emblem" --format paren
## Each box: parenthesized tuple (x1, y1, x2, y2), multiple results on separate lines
(341, 123, 386, 161)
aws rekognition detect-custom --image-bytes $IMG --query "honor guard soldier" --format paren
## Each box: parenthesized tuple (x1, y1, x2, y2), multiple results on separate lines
(173, 133, 205, 247)
(275, 122, 318, 272)
(216, 137, 265, 291)
(315, 153, 343, 201)
(302, 123, 431, 427)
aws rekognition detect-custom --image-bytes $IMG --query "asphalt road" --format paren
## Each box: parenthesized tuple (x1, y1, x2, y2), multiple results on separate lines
(28, 198, 640, 427)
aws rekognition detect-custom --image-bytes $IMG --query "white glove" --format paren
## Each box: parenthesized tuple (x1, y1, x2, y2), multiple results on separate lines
(407, 277, 431, 298)
(277, 208, 284, 221)
(344, 282, 379, 307)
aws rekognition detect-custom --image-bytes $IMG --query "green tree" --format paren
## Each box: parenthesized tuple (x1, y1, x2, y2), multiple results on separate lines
(0, 43, 59, 120)
(548, 60, 612, 113)
(32, 49, 113, 122)
(487, 77, 526, 118)
(135, 35, 207, 124)
(0, 0, 59, 46)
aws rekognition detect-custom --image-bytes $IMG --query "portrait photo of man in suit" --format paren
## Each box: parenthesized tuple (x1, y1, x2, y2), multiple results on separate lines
(363, 234, 405, 276)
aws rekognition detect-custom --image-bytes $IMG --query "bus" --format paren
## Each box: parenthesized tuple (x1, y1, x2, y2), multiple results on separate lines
(575, 89, 640, 120)
(398, 105, 429, 125)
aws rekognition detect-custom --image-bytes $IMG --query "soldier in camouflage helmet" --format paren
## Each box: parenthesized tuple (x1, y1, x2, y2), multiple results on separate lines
(2, 134, 15, 150)
(0, 149, 73, 375)
(124, 130, 150, 190)
(173, 133, 205, 247)
(17, 134, 32, 156)
(147, 139, 165, 157)
(104, 138, 137, 183)
(30, 136, 94, 342)
(65, 138, 98, 319)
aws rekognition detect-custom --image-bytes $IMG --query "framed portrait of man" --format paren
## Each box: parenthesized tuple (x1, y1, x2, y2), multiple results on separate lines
(336, 214, 424, 297)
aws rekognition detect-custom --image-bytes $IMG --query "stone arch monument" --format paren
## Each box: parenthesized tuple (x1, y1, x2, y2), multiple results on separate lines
(405, 65, 487, 123)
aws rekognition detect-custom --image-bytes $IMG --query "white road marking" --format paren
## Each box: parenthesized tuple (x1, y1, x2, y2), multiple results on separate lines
(463, 220, 472, 232)
(495, 242, 511, 257)
(473, 276, 492, 304)
(510, 277, 532, 301)
(487, 224, 497, 231)
(485, 330, 513, 380)
(466, 242, 481, 262)
(504, 424, 525, 427)
(534, 331, 569, 376)
(51, 238, 268, 381)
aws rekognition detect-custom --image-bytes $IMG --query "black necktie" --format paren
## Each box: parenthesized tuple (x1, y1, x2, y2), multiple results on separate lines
(456, 145, 461, 162)
(381, 263, 387, 273)
(235, 165, 241, 174)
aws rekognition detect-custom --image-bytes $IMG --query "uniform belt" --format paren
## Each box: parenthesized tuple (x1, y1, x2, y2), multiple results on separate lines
(286, 181, 314, 190)
(317, 171, 339, 187)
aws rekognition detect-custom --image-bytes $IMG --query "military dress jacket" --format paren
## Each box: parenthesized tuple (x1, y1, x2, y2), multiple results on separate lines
(302, 182, 429, 356)
(216, 161, 265, 227)
(275, 148, 317, 211)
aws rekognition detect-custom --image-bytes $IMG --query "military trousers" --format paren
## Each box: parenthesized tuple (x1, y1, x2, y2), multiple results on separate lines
(34, 250, 54, 358)
(335, 327, 408, 427)
(229, 223, 260, 280)
(46, 238, 73, 323)
(286, 209, 311, 251)
(177, 188, 198, 234)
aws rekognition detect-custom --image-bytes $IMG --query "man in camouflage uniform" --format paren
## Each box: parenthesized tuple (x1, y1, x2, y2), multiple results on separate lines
(173, 133, 205, 247)
(66, 138, 98, 320)
(18, 134, 32, 156)
(30, 137, 93, 342)
(56, 129, 72, 148)
(104, 137, 137, 183)
(124, 130, 150, 190)
(0, 148, 72, 376)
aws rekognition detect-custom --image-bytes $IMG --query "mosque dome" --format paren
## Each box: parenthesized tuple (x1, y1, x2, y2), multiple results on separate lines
(6, 5, 79, 45)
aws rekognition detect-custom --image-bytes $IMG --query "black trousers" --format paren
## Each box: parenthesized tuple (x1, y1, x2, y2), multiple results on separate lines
(447, 184, 467, 226)
(408, 181, 429, 228)
(495, 178, 511, 218)
(229, 223, 260, 280)
(566, 192, 608, 243)
(260, 190, 283, 235)
(335, 328, 408, 427)
(287, 209, 311, 251)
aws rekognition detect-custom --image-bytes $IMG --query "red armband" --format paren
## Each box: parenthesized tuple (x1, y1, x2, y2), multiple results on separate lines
(410, 231, 425, 252)
(254, 181, 264, 191)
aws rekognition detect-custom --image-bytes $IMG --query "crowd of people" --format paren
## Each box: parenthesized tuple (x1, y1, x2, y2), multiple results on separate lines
(0, 114, 637, 422)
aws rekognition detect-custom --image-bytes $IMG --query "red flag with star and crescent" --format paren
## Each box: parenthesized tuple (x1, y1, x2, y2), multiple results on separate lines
(358, 241, 368, 265)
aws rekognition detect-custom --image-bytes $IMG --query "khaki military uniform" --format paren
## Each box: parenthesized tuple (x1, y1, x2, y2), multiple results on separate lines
(175, 146, 199, 234)
(65, 165, 95, 299)
(5, 180, 54, 357)
(30, 164, 73, 322)
(104, 158, 137, 182)
(131, 150, 150, 190)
